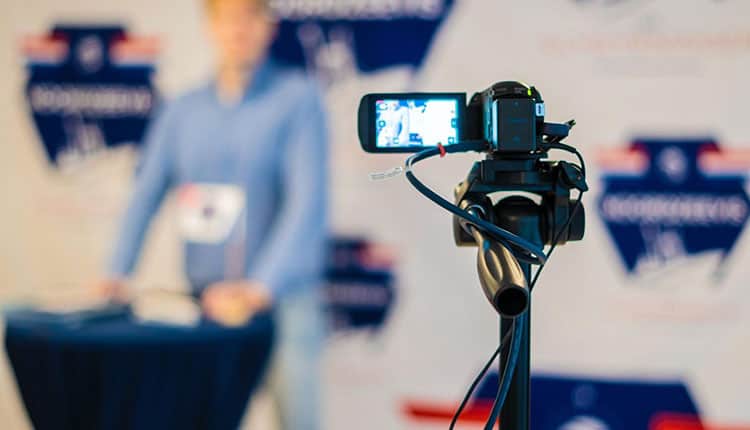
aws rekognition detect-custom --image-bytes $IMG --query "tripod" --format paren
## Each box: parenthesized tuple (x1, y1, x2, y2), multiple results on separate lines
(454, 156, 587, 429)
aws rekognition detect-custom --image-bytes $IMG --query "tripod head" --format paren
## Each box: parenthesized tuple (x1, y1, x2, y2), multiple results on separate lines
(453, 152, 587, 316)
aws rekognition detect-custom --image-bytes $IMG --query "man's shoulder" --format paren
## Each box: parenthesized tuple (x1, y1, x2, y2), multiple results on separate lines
(170, 84, 213, 109)
(151, 85, 212, 123)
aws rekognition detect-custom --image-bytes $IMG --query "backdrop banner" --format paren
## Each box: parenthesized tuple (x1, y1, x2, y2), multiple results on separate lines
(23, 25, 158, 167)
(6, 1, 750, 429)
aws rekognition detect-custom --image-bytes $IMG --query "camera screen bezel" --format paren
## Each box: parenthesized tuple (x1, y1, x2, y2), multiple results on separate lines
(358, 92, 467, 153)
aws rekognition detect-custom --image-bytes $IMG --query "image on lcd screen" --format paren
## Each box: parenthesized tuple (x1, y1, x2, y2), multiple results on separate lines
(375, 99, 459, 148)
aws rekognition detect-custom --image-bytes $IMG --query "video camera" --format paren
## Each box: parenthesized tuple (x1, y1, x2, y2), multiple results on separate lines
(358, 81, 586, 270)
(357, 81, 588, 430)
(358, 81, 571, 154)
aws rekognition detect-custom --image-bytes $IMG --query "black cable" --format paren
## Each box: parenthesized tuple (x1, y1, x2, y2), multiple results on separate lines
(529, 192, 584, 292)
(529, 142, 587, 291)
(404, 143, 548, 265)
(449, 206, 574, 429)
(483, 316, 525, 430)
(478, 194, 587, 428)
(545, 142, 587, 177)
(483, 144, 587, 425)
(480, 191, 583, 428)
(448, 329, 512, 430)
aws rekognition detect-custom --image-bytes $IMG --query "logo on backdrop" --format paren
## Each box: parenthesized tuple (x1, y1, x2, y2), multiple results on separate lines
(403, 374, 704, 429)
(597, 138, 750, 276)
(23, 25, 159, 166)
(325, 237, 397, 333)
(269, 0, 455, 82)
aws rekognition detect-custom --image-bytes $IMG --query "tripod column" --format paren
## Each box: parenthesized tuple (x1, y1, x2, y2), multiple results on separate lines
(493, 197, 540, 430)
(499, 263, 531, 430)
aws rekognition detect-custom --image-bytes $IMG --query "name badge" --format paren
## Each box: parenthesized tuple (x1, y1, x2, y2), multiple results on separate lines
(176, 183, 244, 244)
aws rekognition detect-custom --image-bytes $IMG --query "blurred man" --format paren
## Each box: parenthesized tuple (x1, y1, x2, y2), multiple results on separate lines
(376, 100, 410, 147)
(97, 0, 328, 428)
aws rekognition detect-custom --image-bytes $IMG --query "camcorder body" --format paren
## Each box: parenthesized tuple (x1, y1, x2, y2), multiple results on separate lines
(358, 81, 564, 155)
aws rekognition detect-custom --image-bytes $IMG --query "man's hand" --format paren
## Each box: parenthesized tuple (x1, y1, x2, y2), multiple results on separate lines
(92, 278, 131, 303)
(201, 281, 272, 327)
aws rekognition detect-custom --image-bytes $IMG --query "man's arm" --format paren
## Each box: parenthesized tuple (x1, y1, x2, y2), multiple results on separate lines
(107, 105, 177, 278)
(248, 82, 329, 300)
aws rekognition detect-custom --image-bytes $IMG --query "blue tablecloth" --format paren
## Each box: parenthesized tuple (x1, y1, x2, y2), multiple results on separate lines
(4, 308, 275, 430)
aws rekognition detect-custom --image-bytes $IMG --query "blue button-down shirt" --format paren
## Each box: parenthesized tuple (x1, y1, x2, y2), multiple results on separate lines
(108, 61, 329, 299)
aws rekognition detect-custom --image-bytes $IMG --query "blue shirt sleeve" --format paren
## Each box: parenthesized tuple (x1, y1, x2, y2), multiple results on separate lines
(248, 82, 329, 299)
(107, 104, 176, 277)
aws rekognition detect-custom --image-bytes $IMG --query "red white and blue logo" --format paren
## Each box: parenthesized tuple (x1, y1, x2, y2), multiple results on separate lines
(324, 237, 397, 333)
(269, 0, 455, 81)
(597, 138, 750, 275)
(23, 25, 159, 165)
(404, 373, 714, 429)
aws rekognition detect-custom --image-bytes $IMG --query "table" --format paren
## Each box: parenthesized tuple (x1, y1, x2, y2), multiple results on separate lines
(4, 308, 275, 430)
